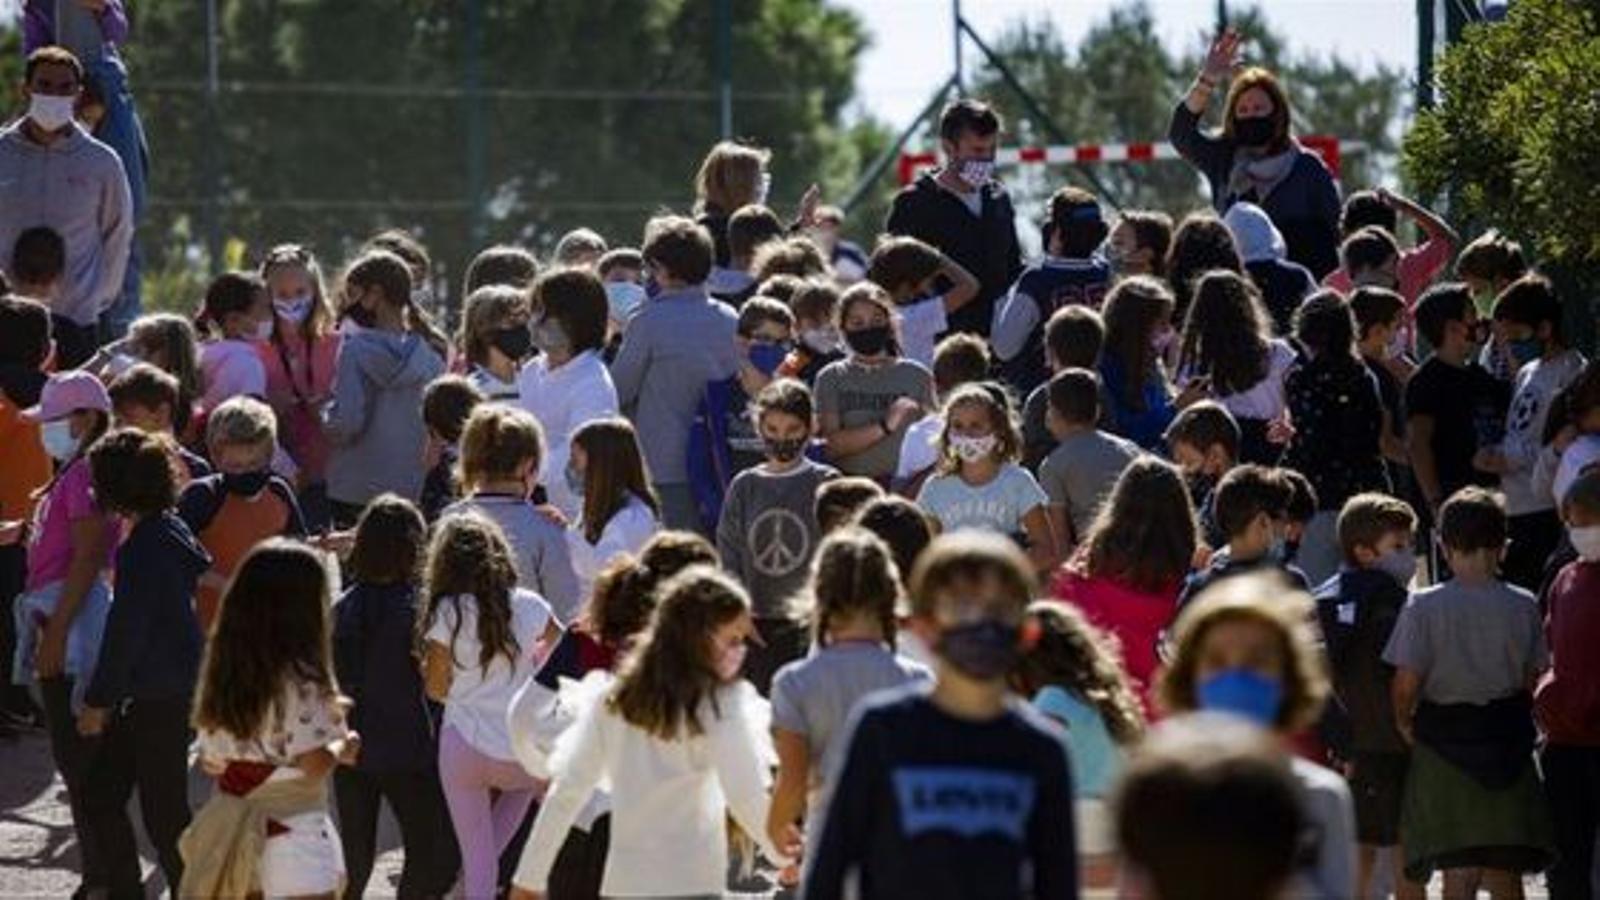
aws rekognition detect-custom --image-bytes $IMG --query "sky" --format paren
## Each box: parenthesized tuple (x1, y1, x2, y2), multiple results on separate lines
(835, 0, 1418, 128)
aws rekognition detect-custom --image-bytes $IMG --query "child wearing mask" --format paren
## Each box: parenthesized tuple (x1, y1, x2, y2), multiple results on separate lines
(195, 270, 273, 413)
(1099, 276, 1199, 450)
(460, 284, 534, 403)
(107, 363, 212, 480)
(717, 296, 797, 474)
(895, 333, 991, 493)
(1021, 305, 1105, 469)
(717, 379, 839, 691)
(1455, 231, 1528, 383)
(1105, 209, 1173, 280)
(259, 244, 339, 529)
(802, 532, 1077, 900)
(419, 374, 485, 522)
(563, 418, 661, 604)
(865, 235, 978, 371)
(776, 279, 844, 387)
(1164, 400, 1240, 550)
(1178, 465, 1310, 609)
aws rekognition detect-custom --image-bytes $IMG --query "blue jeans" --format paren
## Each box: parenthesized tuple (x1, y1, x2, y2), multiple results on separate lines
(87, 57, 147, 339)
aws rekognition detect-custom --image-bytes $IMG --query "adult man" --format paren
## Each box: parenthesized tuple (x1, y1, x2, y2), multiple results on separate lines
(0, 46, 133, 368)
(885, 98, 1022, 338)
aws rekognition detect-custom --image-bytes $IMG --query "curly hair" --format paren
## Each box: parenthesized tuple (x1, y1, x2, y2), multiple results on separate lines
(1179, 270, 1272, 397)
(935, 383, 1022, 474)
(1013, 600, 1145, 745)
(422, 513, 522, 676)
(1080, 457, 1198, 594)
(584, 531, 719, 649)
(88, 427, 181, 517)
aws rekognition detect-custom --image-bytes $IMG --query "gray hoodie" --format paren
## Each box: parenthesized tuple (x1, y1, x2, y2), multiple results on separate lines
(324, 329, 446, 506)
(0, 120, 133, 325)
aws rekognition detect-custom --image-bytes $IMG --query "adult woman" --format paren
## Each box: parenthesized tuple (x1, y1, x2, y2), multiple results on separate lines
(1169, 28, 1341, 280)
(693, 141, 819, 268)
(516, 268, 618, 520)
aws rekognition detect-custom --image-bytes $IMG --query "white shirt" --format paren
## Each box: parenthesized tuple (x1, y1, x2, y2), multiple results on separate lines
(200, 339, 267, 410)
(566, 493, 658, 603)
(1495, 349, 1586, 514)
(894, 413, 942, 482)
(425, 588, 555, 761)
(1182, 338, 1297, 421)
(468, 366, 521, 403)
(514, 681, 787, 896)
(517, 350, 619, 519)
(895, 296, 948, 370)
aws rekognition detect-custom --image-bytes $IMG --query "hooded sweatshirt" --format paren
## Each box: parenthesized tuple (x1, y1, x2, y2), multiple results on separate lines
(0, 120, 133, 326)
(1225, 202, 1317, 337)
(84, 511, 211, 707)
(324, 330, 446, 506)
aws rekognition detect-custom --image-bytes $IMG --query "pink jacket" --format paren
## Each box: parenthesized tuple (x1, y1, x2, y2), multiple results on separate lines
(259, 332, 340, 482)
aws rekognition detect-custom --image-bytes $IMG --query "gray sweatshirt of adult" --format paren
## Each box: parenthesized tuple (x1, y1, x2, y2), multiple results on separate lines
(323, 329, 446, 506)
(0, 120, 132, 325)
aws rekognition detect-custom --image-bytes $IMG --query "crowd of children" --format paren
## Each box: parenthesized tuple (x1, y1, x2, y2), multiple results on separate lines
(2, 38, 1599, 900)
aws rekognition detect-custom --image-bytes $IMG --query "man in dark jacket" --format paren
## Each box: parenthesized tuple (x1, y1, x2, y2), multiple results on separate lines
(885, 98, 1022, 338)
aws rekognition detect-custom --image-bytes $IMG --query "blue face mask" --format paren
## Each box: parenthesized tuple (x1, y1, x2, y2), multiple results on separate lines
(1196, 668, 1283, 727)
(747, 341, 790, 376)
(564, 461, 585, 499)
(1507, 337, 1543, 367)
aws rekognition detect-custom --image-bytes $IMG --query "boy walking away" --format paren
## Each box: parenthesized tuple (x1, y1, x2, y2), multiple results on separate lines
(1178, 464, 1309, 610)
(1164, 400, 1240, 550)
(1384, 488, 1555, 894)
(865, 235, 979, 370)
(610, 215, 741, 532)
(992, 187, 1112, 398)
(1314, 493, 1424, 900)
(419, 374, 485, 523)
(802, 532, 1077, 900)
(1537, 470, 1600, 900)
(1037, 368, 1139, 551)
(1471, 275, 1586, 591)
(716, 379, 839, 692)
(1021, 305, 1105, 469)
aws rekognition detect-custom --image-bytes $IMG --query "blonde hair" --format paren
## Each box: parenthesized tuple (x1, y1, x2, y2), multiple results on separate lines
(457, 404, 544, 491)
(458, 284, 530, 367)
(694, 142, 770, 215)
(205, 395, 277, 456)
(935, 383, 1021, 474)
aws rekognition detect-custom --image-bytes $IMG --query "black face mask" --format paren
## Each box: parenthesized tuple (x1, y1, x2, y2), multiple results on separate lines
(763, 436, 806, 463)
(1185, 470, 1218, 504)
(935, 620, 1022, 680)
(1234, 115, 1276, 149)
(490, 324, 534, 361)
(222, 471, 271, 497)
(844, 324, 892, 357)
(344, 303, 376, 328)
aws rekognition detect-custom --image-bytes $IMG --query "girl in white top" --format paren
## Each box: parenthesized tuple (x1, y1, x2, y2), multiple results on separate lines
(195, 270, 273, 412)
(459, 284, 533, 403)
(510, 566, 791, 899)
(563, 417, 662, 602)
(1176, 270, 1297, 464)
(422, 513, 562, 900)
(518, 269, 620, 520)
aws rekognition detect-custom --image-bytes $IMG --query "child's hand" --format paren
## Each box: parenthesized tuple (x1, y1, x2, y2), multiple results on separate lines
(884, 397, 922, 432)
(796, 184, 823, 229)
(534, 504, 569, 528)
(310, 530, 355, 556)
(336, 731, 362, 766)
(76, 706, 108, 737)
(0, 520, 24, 547)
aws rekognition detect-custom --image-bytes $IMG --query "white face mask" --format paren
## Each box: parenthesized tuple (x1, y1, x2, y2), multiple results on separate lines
(801, 327, 840, 354)
(28, 94, 75, 132)
(958, 158, 996, 188)
(715, 641, 748, 682)
(1569, 526, 1600, 563)
(274, 294, 313, 323)
(250, 319, 275, 342)
(40, 418, 78, 461)
(950, 432, 999, 463)
(604, 280, 646, 323)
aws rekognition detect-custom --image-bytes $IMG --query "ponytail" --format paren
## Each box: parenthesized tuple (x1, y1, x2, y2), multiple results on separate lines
(405, 293, 453, 362)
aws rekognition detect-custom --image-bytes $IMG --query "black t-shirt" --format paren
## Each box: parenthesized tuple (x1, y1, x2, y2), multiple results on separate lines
(1363, 353, 1406, 440)
(803, 685, 1077, 900)
(1403, 356, 1510, 499)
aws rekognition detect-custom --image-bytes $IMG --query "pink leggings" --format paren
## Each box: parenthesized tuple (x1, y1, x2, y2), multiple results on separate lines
(439, 725, 541, 899)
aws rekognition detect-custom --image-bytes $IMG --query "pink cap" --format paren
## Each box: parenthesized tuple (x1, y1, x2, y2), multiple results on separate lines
(22, 370, 112, 422)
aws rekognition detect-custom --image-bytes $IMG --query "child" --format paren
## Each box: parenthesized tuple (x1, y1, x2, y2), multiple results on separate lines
(1178, 465, 1310, 609)
(709, 204, 783, 304)
(1472, 275, 1586, 591)
(0, 298, 55, 698)
(992, 187, 1112, 396)
(419, 373, 485, 522)
(1223, 201, 1316, 337)
(511, 567, 790, 898)
(445, 404, 582, 624)
(1105, 209, 1173, 279)
(1159, 572, 1358, 899)
(1456, 230, 1528, 382)
(1022, 305, 1105, 469)
(1538, 469, 1600, 900)
(767, 528, 932, 853)
(12, 225, 87, 369)
(916, 384, 1059, 573)
(598, 247, 646, 345)
(895, 333, 990, 492)
(459, 283, 533, 402)
(1012, 600, 1145, 888)
(802, 532, 1076, 899)
(324, 249, 449, 527)
(1038, 368, 1140, 549)
(77, 429, 209, 897)
(119, 314, 205, 443)
(195, 270, 273, 413)
(260, 244, 340, 529)
(364, 228, 438, 310)
(813, 476, 884, 535)
(717, 379, 840, 691)
(1313, 492, 1422, 900)
(1164, 399, 1240, 549)
(565, 417, 662, 604)
(464, 243, 541, 294)
(865, 235, 978, 370)
(1052, 457, 1197, 712)
(852, 495, 939, 592)
(1383, 488, 1555, 891)
(1099, 276, 1192, 450)
(775, 278, 843, 386)
(422, 513, 562, 900)
(1326, 188, 1458, 308)
(331, 495, 459, 898)
(107, 363, 212, 480)
(184, 540, 356, 899)
(717, 296, 797, 474)
(554, 228, 609, 270)
(751, 236, 830, 284)
(177, 396, 307, 631)
(1350, 286, 1412, 469)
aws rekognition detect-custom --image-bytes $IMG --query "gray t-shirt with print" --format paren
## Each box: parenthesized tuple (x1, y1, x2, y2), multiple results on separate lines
(916, 463, 1049, 537)
(813, 357, 935, 478)
(717, 458, 840, 619)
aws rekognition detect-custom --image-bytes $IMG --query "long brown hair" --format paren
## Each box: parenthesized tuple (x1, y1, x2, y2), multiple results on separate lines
(802, 527, 902, 648)
(574, 418, 661, 544)
(1166, 214, 1244, 325)
(343, 249, 451, 361)
(128, 314, 205, 422)
(694, 141, 770, 216)
(609, 566, 750, 740)
(1223, 67, 1294, 155)
(1100, 276, 1175, 410)
(422, 513, 522, 675)
(583, 531, 719, 650)
(193, 539, 337, 739)
(1079, 457, 1197, 594)
(1012, 601, 1145, 744)
(1179, 270, 1272, 397)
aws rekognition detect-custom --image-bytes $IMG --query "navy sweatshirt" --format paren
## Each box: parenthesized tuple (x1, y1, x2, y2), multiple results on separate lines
(85, 511, 210, 708)
(333, 581, 441, 773)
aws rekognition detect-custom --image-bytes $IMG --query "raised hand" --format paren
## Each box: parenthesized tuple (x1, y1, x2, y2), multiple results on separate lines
(1201, 27, 1243, 83)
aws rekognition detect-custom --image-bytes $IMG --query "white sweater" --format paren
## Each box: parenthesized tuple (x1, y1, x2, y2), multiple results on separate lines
(517, 349, 619, 520)
(514, 680, 787, 896)
(1496, 350, 1585, 515)
(566, 493, 658, 603)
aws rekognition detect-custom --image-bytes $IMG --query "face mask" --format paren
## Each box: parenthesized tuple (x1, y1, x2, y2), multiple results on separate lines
(1569, 525, 1600, 563)
(222, 471, 271, 497)
(103, 352, 139, 379)
(644, 272, 663, 299)
(844, 324, 892, 357)
(1507, 337, 1543, 367)
(1151, 325, 1177, 356)
(756, 171, 773, 207)
(715, 640, 748, 682)
(564, 461, 585, 499)
(801, 327, 840, 355)
(763, 435, 806, 464)
(1233, 115, 1275, 149)
(950, 432, 999, 463)
(40, 418, 78, 461)
(1472, 290, 1498, 317)
(1196, 668, 1283, 727)
(604, 280, 646, 322)
(411, 285, 434, 309)
(1384, 328, 1407, 361)
(532, 319, 572, 358)
(957, 158, 996, 188)
(490, 324, 534, 361)
(1268, 532, 1288, 562)
(344, 303, 377, 330)
(1375, 548, 1418, 586)
(28, 94, 75, 132)
(250, 319, 275, 342)
(274, 294, 313, 323)
(935, 620, 1021, 681)
(747, 342, 789, 376)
